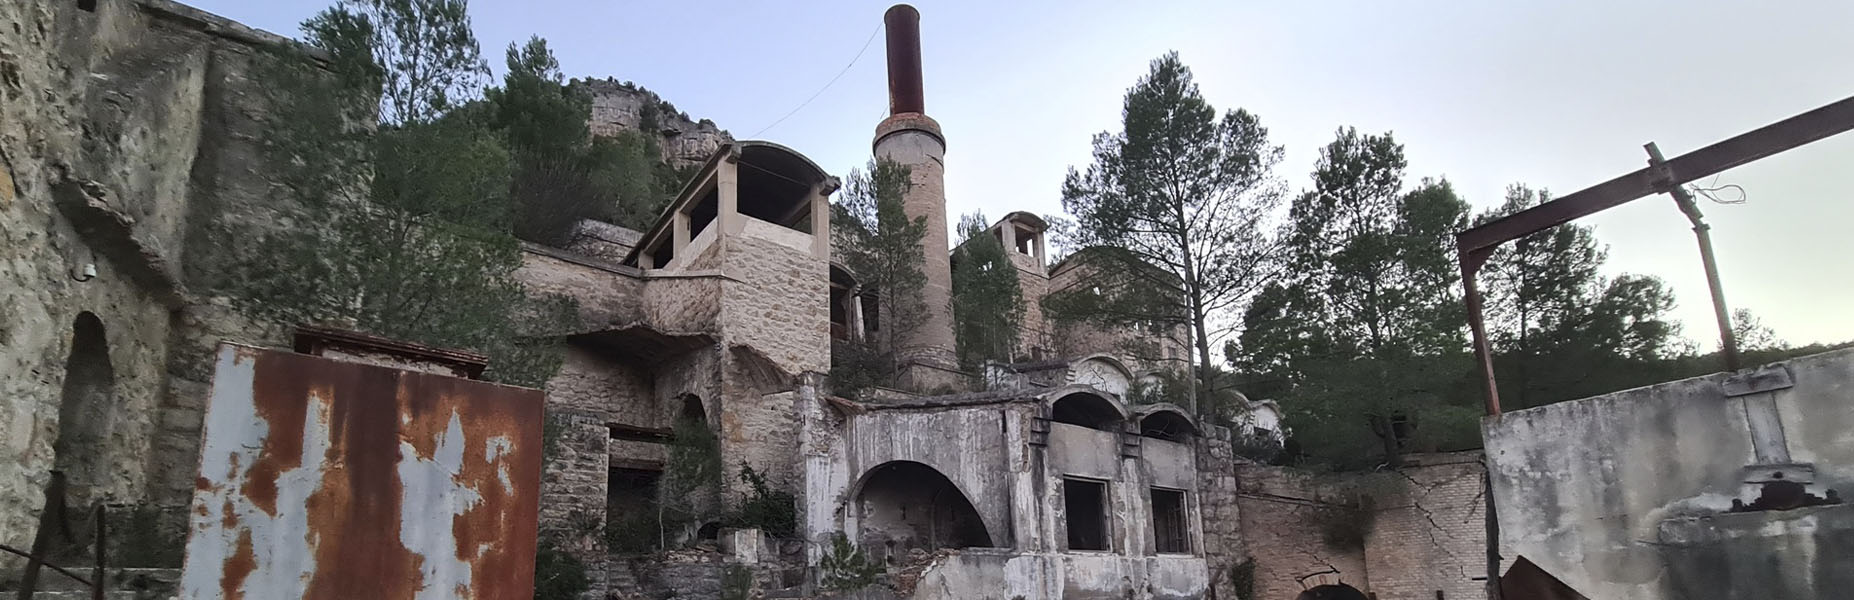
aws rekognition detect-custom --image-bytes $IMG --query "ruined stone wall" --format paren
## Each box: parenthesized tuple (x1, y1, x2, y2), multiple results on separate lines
(1045, 260, 1190, 375)
(1235, 465, 1371, 599)
(721, 229, 829, 376)
(548, 345, 656, 426)
(515, 247, 646, 331)
(1194, 426, 1245, 600)
(0, 0, 311, 550)
(1009, 254, 1050, 359)
(1360, 452, 1486, 600)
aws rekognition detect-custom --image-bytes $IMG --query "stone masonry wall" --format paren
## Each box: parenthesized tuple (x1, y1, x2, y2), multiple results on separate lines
(0, 0, 306, 552)
(1194, 426, 1245, 600)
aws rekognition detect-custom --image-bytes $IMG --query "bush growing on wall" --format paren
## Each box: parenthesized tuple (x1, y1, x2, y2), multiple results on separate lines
(727, 463, 796, 538)
(818, 532, 883, 591)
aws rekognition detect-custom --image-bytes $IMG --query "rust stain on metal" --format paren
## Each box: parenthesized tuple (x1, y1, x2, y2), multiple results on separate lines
(183, 344, 544, 600)
(221, 530, 255, 600)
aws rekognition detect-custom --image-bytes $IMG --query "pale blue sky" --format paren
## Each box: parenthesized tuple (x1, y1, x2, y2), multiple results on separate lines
(190, 0, 1854, 347)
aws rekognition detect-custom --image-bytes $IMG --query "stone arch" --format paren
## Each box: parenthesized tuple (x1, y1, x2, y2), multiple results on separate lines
(1065, 353, 1133, 398)
(1296, 584, 1368, 600)
(849, 460, 994, 563)
(1135, 404, 1198, 443)
(1046, 388, 1129, 432)
(54, 312, 116, 507)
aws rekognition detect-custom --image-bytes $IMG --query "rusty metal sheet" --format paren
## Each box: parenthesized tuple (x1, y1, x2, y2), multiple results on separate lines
(1501, 556, 1591, 600)
(179, 343, 544, 600)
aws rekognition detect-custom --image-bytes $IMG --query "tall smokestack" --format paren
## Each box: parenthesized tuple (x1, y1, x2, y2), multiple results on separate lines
(873, 4, 959, 390)
(884, 4, 925, 116)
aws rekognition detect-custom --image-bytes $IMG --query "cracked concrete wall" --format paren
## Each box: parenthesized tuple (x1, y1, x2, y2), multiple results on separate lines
(1483, 347, 1854, 600)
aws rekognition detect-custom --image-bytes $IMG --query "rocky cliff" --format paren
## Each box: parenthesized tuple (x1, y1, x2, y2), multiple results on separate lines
(579, 78, 733, 170)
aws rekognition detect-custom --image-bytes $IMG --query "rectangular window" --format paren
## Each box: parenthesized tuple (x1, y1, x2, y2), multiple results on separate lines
(1063, 478, 1109, 551)
(1151, 488, 1189, 553)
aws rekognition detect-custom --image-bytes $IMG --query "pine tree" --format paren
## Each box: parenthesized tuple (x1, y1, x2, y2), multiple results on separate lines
(1048, 52, 1288, 412)
(951, 212, 1026, 370)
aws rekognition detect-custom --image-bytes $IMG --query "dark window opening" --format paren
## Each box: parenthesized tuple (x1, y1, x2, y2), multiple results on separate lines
(679, 395, 706, 426)
(647, 238, 674, 269)
(859, 292, 881, 337)
(1151, 488, 1188, 553)
(830, 266, 858, 341)
(688, 186, 719, 241)
(77, 0, 97, 12)
(606, 467, 664, 553)
(1051, 393, 1122, 432)
(1015, 226, 1035, 255)
(1063, 478, 1108, 551)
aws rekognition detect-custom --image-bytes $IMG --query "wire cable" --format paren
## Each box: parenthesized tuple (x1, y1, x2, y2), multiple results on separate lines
(747, 23, 882, 139)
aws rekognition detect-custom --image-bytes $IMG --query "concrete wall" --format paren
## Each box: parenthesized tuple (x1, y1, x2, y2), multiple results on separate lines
(1483, 347, 1854, 600)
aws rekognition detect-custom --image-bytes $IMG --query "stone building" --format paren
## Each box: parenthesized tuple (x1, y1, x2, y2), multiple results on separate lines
(0, 1, 1495, 599)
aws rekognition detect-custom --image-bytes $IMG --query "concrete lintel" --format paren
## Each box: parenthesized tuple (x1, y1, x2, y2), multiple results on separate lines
(1722, 363, 1794, 396)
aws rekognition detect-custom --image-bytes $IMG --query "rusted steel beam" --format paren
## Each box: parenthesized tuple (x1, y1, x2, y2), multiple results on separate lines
(1457, 94, 1854, 416)
(1459, 94, 1854, 257)
(884, 4, 925, 116)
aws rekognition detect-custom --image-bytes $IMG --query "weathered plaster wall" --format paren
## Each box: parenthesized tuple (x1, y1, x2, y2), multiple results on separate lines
(1483, 347, 1854, 600)
(841, 405, 1019, 548)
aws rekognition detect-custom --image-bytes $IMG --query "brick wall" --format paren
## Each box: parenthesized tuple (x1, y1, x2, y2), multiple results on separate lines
(1362, 452, 1488, 600)
(1237, 465, 1372, 599)
(1237, 453, 1489, 600)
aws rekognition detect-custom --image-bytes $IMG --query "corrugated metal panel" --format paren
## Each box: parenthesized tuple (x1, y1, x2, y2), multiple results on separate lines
(179, 343, 544, 600)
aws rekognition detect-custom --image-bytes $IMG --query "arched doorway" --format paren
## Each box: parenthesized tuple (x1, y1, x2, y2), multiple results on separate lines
(852, 461, 992, 564)
(54, 312, 115, 509)
(1296, 584, 1368, 600)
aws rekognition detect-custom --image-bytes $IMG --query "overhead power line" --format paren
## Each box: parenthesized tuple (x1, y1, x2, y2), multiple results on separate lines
(748, 23, 882, 139)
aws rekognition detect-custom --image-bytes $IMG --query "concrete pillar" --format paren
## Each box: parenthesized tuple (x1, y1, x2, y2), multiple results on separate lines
(718, 154, 741, 236)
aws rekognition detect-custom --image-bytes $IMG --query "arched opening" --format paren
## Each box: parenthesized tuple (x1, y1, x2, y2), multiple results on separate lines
(853, 461, 993, 564)
(1296, 584, 1368, 600)
(1138, 410, 1196, 443)
(54, 312, 115, 509)
(678, 394, 707, 426)
(1050, 392, 1124, 431)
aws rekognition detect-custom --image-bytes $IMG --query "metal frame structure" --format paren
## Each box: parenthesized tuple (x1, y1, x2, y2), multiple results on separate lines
(1457, 94, 1854, 417)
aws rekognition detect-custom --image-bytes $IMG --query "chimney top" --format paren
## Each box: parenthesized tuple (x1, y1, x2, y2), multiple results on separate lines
(884, 4, 924, 116)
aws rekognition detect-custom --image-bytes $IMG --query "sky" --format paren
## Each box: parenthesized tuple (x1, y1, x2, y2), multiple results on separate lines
(189, 0, 1854, 348)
